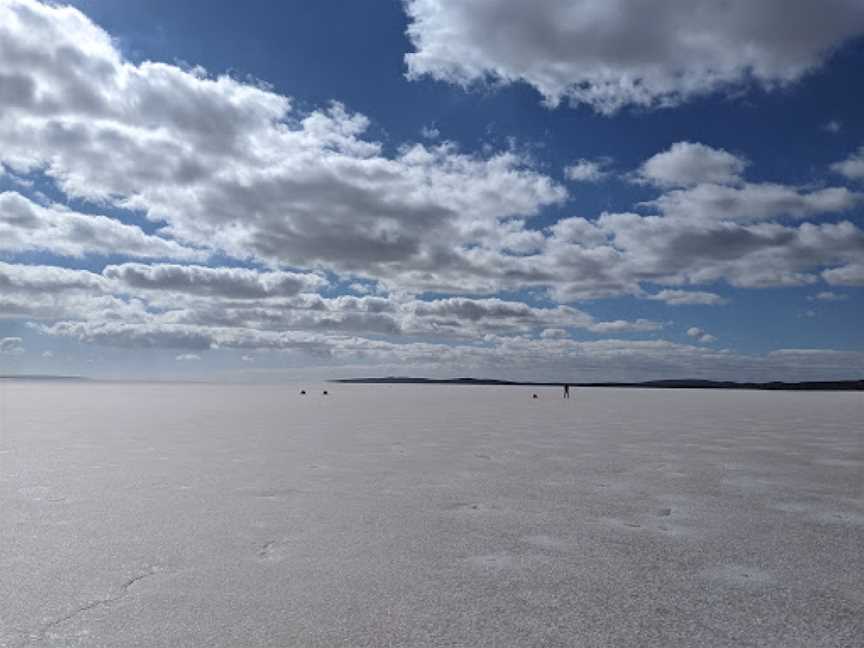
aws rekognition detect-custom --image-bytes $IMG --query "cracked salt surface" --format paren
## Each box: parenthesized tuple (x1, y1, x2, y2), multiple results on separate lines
(0, 382, 862, 647)
(38, 568, 162, 635)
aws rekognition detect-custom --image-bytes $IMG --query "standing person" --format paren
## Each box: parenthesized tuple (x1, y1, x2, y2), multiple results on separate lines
(563, 383, 570, 399)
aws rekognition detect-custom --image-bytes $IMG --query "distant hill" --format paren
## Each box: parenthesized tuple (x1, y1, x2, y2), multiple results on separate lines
(332, 377, 864, 391)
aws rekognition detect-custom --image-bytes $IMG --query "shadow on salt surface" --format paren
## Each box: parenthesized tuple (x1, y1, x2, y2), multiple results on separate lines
(772, 501, 864, 527)
(600, 515, 696, 538)
(661, 472, 690, 480)
(444, 501, 498, 513)
(465, 550, 550, 571)
(234, 486, 307, 499)
(720, 474, 783, 492)
(701, 564, 776, 589)
(466, 552, 516, 569)
(599, 494, 706, 537)
(521, 534, 570, 551)
(256, 539, 292, 562)
(814, 457, 864, 469)
(813, 511, 864, 526)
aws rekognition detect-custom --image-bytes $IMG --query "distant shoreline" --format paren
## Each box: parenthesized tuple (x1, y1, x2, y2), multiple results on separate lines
(0, 375, 89, 382)
(332, 377, 864, 391)
(1, 375, 860, 391)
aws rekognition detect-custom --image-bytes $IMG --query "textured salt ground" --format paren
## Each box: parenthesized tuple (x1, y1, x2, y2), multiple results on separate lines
(0, 383, 862, 647)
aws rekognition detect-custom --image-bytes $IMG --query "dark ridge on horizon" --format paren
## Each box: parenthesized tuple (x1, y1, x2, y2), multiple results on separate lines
(332, 377, 864, 391)
(0, 374, 90, 382)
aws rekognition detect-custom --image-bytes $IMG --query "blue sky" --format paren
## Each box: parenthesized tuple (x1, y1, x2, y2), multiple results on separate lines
(0, 0, 862, 381)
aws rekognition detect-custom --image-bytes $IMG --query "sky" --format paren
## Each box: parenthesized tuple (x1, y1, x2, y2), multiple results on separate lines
(0, 0, 862, 382)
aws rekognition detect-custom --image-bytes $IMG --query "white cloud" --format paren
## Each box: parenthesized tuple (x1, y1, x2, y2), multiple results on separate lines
(810, 291, 847, 301)
(1, 3, 860, 304)
(0, 261, 108, 293)
(38, 320, 335, 355)
(648, 290, 729, 306)
(0, 261, 142, 322)
(643, 183, 860, 222)
(0, 337, 25, 354)
(0, 262, 147, 320)
(579, 214, 864, 291)
(175, 353, 201, 361)
(823, 263, 864, 286)
(1, 259, 663, 346)
(588, 319, 661, 334)
(822, 120, 842, 133)
(637, 142, 747, 188)
(39, 321, 216, 351)
(0, 0, 566, 289)
(104, 263, 326, 299)
(420, 125, 440, 139)
(831, 146, 864, 181)
(564, 158, 612, 183)
(540, 328, 568, 339)
(41, 350, 54, 358)
(687, 327, 717, 343)
(403, 0, 864, 114)
(401, 297, 661, 337)
(0, 191, 204, 260)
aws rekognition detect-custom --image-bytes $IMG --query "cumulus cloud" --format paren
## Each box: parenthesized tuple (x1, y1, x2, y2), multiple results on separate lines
(175, 353, 201, 361)
(823, 120, 842, 134)
(831, 146, 864, 181)
(809, 291, 847, 301)
(0, 261, 107, 293)
(564, 158, 612, 183)
(635, 142, 861, 225)
(540, 328, 568, 339)
(402, 297, 661, 337)
(159, 294, 403, 337)
(637, 142, 747, 188)
(588, 319, 661, 334)
(823, 263, 864, 286)
(0, 192, 203, 260)
(0, 0, 566, 290)
(1, 3, 860, 303)
(0, 337, 25, 354)
(553, 214, 864, 293)
(1, 256, 663, 347)
(643, 183, 860, 222)
(38, 320, 335, 356)
(403, 0, 864, 113)
(648, 290, 729, 306)
(687, 327, 717, 343)
(104, 263, 326, 299)
(39, 321, 216, 351)
(0, 261, 137, 321)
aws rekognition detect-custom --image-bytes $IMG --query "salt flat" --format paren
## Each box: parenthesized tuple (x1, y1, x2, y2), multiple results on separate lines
(0, 382, 862, 647)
